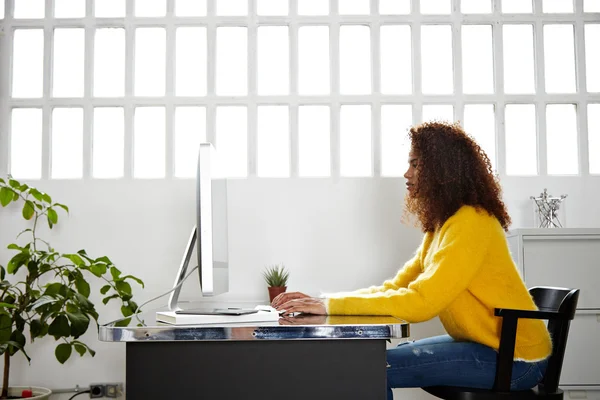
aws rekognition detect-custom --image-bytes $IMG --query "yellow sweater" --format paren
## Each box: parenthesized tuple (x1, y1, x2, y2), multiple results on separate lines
(326, 205, 552, 361)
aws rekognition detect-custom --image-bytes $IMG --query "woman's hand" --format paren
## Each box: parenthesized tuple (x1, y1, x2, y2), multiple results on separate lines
(271, 291, 311, 308)
(276, 297, 327, 315)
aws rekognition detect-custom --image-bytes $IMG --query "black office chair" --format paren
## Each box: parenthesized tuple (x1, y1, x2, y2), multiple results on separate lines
(423, 286, 580, 400)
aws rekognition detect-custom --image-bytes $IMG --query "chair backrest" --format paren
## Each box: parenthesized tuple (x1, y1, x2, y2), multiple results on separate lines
(528, 286, 580, 394)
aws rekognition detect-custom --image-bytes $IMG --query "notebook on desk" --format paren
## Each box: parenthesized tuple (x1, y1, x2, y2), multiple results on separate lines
(156, 305, 280, 325)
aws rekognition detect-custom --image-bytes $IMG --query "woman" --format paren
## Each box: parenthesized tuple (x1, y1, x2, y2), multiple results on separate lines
(272, 121, 551, 399)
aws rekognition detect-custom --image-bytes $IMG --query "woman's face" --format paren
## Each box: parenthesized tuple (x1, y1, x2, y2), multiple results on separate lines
(403, 150, 420, 194)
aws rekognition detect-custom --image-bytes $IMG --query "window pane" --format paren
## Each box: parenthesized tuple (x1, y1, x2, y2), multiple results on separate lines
(257, 0, 288, 15)
(298, 0, 329, 15)
(12, 30, 44, 98)
(175, 107, 206, 178)
(505, 104, 537, 175)
(462, 25, 493, 94)
(14, 0, 44, 18)
(298, 26, 330, 95)
(546, 104, 578, 175)
(94, 28, 125, 97)
(135, 28, 166, 96)
(502, 0, 532, 13)
(95, 0, 125, 17)
(585, 0, 600, 11)
(258, 26, 289, 95)
(421, 25, 453, 94)
(503, 25, 535, 94)
(585, 25, 600, 92)
(461, 0, 491, 13)
(257, 106, 290, 177)
(11, 109, 42, 179)
(55, 0, 85, 17)
(340, 26, 371, 95)
(51, 108, 83, 179)
(339, 0, 370, 14)
(217, 0, 247, 16)
(340, 105, 372, 177)
(299, 106, 330, 177)
(422, 105, 454, 122)
(421, 0, 451, 14)
(134, 107, 165, 178)
(176, 0, 206, 16)
(380, 25, 412, 94)
(53, 29, 84, 97)
(93, 107, 124, 178)
(542, 0, 573, 13)
(176, 27, 207, 96)
(216, 107, 247, 178)
(380, 0, 410, 14)
(216, 27, 247, 96)
(381, 105, 412, 177)
(589, 104, 600, 174)
(544, 25, 576, 93)
(135, 0, 165, 16)
(464, 104, 496, 170)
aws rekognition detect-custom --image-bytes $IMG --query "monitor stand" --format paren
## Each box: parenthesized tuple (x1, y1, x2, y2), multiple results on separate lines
(167, 227, 197, 311)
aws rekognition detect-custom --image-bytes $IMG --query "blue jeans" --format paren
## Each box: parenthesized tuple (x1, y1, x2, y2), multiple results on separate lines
(386, 335, 548, 400)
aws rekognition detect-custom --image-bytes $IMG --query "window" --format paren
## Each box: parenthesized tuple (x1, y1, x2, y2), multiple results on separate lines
(1, 0, 597, 179)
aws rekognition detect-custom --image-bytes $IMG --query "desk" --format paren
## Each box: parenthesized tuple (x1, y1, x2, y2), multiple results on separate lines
(99, 309, 409, 400)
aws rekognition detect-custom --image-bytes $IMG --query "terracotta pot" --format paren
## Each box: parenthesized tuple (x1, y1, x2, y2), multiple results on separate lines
(4, 386, 51, 399)
(268, 286, 287, 303)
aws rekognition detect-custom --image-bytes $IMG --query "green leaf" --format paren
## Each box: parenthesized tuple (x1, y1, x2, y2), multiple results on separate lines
(121, 305, 134, 317)
(64, 254, 85, 267)
(30, 319, 44, 339)
(53, 203, 69, 214)
(0, 187, 14, 207)
(89, 263, 107, 277)
(102, 294, 119, 305)
(44, 282, 66, 297)
(7, 243, 22, 251)
(0, 302, 17, 309)
(100, 285, 111, 295)
(8, 179, 20, 189)
(47, 208, 58, 224)
(7, 252, 29, 274)
(74, 276, 91, 298)
(122, 275, 145, 288)
(31, 295, 57, 310)
(95, 256, 112, 264)
(9, 330, 26, 356)
(74, 343, 86, 357)
(22, 200, 35, 220)
(66, 312, 89, 338)
(110, 266, 121, 280)
(73, 340, 96, 357)
(0, 315, 13, 342)
(55, 343, 72, 364)
(42, 193, 52, 203)
(29, 188, 43, 201)
(48, 315, 70, 339)
(113, 317, 132, 327)
(0, 266, 4, 281)
(115, 281, 132, 296)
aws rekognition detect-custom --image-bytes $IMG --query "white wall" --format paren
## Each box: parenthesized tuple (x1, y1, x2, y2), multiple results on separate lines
(0, 176, 598, 398)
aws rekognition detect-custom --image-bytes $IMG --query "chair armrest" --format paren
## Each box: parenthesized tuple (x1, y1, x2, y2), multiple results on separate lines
(494, 308, 566, 320)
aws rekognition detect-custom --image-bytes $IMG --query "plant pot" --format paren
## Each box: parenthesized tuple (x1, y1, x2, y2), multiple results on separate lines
(4, 386, 51, 399)
(268, 286, 287, 303)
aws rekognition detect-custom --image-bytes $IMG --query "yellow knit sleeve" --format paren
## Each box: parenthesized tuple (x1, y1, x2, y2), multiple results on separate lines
(326, 207, 494, 322)
(353, 244, 424, 294)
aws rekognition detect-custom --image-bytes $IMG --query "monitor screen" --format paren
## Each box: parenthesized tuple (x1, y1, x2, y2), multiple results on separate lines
(196, 142, 229, 296)
(168, 142, 229, 310)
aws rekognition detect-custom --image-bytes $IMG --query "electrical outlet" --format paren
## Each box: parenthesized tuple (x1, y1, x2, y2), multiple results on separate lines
(89, 383, 123, 398)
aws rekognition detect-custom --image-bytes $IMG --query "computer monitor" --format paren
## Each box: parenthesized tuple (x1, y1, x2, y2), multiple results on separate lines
(168, 143, 229, 311)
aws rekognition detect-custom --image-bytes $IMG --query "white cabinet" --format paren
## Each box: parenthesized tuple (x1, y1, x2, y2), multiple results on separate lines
(507, 228, 600, 390)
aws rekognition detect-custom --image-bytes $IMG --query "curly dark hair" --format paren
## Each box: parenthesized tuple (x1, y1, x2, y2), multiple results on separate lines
(404, 121, 511, 232)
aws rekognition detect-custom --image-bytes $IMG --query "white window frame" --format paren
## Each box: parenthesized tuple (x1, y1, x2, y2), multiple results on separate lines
(0, 0, 599, 179)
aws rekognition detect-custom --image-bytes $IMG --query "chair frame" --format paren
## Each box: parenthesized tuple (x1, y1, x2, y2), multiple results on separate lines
(423, 286, 580, 400)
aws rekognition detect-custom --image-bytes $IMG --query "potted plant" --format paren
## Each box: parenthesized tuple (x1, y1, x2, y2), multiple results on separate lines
(0, 177, 144, 399)
(262, 264, 289, 303)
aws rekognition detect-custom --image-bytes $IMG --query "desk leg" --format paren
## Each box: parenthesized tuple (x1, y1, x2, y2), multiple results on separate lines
(126, 339, 387, 399)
